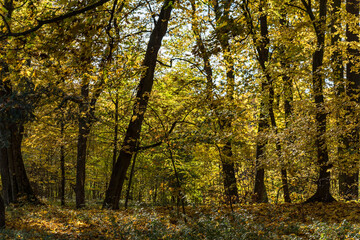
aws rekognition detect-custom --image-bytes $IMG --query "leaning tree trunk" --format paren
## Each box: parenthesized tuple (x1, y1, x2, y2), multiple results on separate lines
(103, 0, 174, 209)
(339, 0, 360, 200)
(304, 0, 335, 203)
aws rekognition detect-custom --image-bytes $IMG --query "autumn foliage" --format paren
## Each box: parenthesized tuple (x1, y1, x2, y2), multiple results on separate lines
(1, 0, 360, 238)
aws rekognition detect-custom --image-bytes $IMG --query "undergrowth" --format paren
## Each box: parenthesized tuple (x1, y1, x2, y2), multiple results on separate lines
(0, 202, 359, 239)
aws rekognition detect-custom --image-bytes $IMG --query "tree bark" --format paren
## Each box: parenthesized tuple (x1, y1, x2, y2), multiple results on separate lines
(0, 61, 38, 205)
(1, 123, 38, 204)
(60, 120, 66, 206)
(124, 150, 138, 209)
(0, 194, 5, 228)
(339, 0, 360, 200)
(213, 0, 239, 205)
(253, 0, 270, 203)
(112, 94, 119, 169)
(75, 51, 106, 208)
(331, 0, 347, 199)
(75, 81, 91, 208)
(303, 0, 335, 203)
(279, 6, 292, 204)
(103, 0, 174, 209)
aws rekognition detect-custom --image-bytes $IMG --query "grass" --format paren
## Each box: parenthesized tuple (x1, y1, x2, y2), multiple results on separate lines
(0, 202, 360, 239)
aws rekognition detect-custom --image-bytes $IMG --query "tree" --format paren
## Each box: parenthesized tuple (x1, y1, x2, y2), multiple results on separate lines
(302, 0, 335, 203)
(213, 0, 240, 204)
(278, 4, 292, 203)
(103, 0, 174, 209)
(0, 58, 38, 205)
(0, 195, 4, 228)
(0, 0, 113, 206)
(339, 0, 360, 200)
(241, 0, 270, 203)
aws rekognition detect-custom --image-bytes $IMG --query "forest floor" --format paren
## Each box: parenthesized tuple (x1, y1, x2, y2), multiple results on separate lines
(0, 201, 359, 239)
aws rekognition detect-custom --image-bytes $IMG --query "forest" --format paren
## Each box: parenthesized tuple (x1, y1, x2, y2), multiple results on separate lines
(1, 0, 360, 239)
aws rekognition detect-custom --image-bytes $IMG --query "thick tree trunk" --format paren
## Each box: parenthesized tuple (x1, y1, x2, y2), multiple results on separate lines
(103, 0, 173, 209)
(279, 7, 292, 204)
(0, 137, 13, 205)
(0, 194, 5, 228)
(338, 0, 360, 201)
(253, 0, 270, 203)
(254, 135, 268, 203)
(124, 151, 138, 209)
(75, 118, 90, 208)
(0, 66, 38, 204)
(219, 141, 239, 204)
(75, 82, 91, 208)
(331, 0, 348, 199)
(304, 0, 335, 203)
(0, 123, 38, 204)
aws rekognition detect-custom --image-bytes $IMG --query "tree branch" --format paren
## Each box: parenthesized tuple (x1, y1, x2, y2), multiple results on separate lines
(0, 0, 110, 40)
(0, 14, 11, 34)
(137, 121, 192, 151)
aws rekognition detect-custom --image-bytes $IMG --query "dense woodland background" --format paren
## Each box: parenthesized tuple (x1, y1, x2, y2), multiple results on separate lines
(1, 0, 360, 215)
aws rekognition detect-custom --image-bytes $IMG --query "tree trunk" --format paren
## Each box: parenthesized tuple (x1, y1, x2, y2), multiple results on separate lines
(304, 0, 335, 203)
(0, 147, 12, 205)
(0, 194, 5, 228)
(167, 143, 187, 222)
(213, 0, 239, 205)
(112, 94, 119, 169)
(60, 120, 66, 206)
(75, 82, 91, 208)
(331, 0, 347, 199)
(103, 0, 173, 209)
(339, 0, 360, 200)
(0, 64, 38, 204)
(253, 0, 270, 203)
(124, 150, 138, 209)
(254, 140, 268, 203)
(280, 67, 292, 203)
(279, 6, 292, 204)
(192, 0, 239, 204)
(218, 141, 239, 204)
(0, 123, 38, 204)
